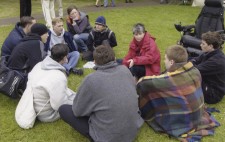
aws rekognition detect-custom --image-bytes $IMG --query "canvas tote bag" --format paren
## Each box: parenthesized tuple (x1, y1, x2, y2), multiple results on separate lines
(15, 85, 36, 129)
(15, 85, 49, 129)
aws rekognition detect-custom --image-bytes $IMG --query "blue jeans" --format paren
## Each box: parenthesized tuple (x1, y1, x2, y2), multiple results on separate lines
(74, 33, 89, 52)
(116, 59, 123, 64)
(104, 0, 115, 7)
(63, 51, 80, 72)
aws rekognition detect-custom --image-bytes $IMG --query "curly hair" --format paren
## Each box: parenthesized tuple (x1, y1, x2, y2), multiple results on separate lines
(201, 31, 223, 49)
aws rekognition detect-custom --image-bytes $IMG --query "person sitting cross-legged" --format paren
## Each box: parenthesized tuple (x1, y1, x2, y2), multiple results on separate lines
(122, 23, 161, 81)
(59, 45, 143, 142)
(20, 43, 76, 122)
(137, 45, 220, 141)
(66, 5, 92, 53)
(84, 16, 117, 61)
(45, 17, 83, 75)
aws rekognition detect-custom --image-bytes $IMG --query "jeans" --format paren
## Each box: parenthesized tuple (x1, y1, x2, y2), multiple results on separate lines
(116, 59, 123, 64)
(104, 0, 115, 7)
(74, 33, 89, 52)
(63, 51, 79, 73)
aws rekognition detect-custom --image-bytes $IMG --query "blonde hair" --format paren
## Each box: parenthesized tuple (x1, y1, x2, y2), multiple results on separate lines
(166, 45, 188, 63)
(52, 17, 64, 26)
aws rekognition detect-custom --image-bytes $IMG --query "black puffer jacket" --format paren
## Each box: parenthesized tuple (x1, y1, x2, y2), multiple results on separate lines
(87, 27, 117, 51)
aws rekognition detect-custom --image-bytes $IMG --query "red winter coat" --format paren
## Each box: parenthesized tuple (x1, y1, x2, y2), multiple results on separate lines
(122, 32, 160, 76)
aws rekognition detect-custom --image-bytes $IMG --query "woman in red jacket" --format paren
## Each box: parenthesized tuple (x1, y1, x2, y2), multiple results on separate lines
(122, 23, 161, 80)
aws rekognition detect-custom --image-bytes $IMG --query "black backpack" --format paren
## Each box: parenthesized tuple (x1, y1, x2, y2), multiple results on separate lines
(0, 56, 27, 98)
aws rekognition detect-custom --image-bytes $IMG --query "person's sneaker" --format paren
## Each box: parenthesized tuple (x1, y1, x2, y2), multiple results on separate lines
(71, 68, 84, 76)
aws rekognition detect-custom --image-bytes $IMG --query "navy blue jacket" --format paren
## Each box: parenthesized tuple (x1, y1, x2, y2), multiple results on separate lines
(7, 33, 47, 73)
(1, 22, 26, 56)
(45, 30, 77, 52)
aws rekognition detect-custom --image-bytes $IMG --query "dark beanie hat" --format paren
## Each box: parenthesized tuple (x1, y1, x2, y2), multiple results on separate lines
(95, 16, 106, 26)
(31, 23, 48, 36)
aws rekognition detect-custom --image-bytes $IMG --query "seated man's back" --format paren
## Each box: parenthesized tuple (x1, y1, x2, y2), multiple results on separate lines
(59, 45, 143, 142)
(24, 44, 75, 122)
(138, 62, 203, 136)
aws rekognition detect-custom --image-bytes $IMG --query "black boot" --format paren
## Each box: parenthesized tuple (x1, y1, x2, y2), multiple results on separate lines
(71, 68, 84, 76)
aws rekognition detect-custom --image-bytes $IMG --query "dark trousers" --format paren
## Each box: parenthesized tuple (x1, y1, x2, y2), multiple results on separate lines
(116, 59, 146, 79)
(202, 82, 224, 104)
(20, 0, 31, 18)
(59, 105, 94, 142)
(130, 65, 146, 79)
(125, 0, 133, 2)
(82, 40, 111, 61)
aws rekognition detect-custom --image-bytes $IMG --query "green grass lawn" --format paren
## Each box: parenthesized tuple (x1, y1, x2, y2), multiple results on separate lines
(0, 1, 225, 142)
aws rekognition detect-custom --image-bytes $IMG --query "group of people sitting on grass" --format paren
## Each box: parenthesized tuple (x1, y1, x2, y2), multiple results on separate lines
(1, 4, 225, 142)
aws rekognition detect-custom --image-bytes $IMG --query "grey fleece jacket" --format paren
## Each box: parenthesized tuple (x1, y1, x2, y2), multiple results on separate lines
(73, 12, 92, 34)
(72, 61, 144, 142)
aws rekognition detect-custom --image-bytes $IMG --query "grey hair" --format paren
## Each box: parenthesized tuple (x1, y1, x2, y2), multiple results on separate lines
(132, 23, 145, 34)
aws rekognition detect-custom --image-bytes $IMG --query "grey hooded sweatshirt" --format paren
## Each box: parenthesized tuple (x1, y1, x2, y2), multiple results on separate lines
(27, 56, 76, 122)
